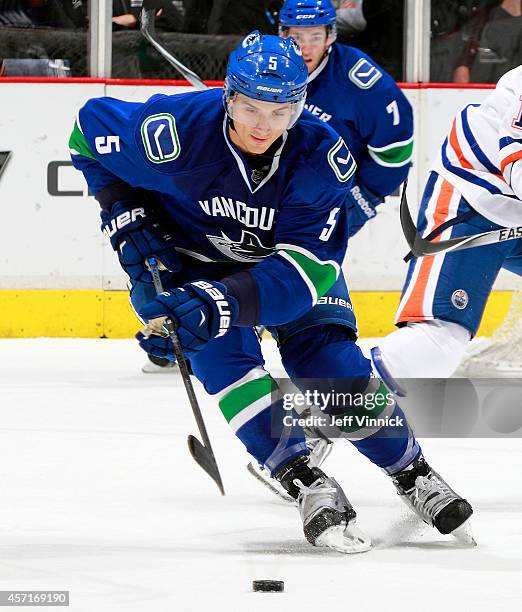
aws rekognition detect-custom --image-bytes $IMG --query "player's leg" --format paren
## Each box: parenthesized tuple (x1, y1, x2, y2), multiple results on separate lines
(276, 272, 419, 473)
(376, 171, 517, 382)
(188, 326, 370, 552)
(277, 266, 473, 539)
(367, 173, 522, 540)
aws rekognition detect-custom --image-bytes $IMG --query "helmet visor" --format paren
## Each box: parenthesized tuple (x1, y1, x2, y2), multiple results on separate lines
(226, 91, 305, 130)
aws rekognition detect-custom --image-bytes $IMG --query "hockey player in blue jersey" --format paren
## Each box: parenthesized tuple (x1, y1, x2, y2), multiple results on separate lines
(278, 0, 414, 237)
(245, 0, 414, 493)
(70, 32, 472, 551)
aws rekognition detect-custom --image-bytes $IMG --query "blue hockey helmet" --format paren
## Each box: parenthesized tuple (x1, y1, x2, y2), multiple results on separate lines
(278, 0, 337, 39)
(224, 31, 307, 129)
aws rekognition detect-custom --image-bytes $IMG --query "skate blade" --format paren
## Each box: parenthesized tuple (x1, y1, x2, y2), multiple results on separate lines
(451, 518, 477, 547)
(315, 522, 372, 554)
(246, 462, 295, 504)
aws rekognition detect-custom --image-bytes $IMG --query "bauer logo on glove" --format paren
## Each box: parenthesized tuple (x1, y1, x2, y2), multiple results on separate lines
(100, 201, 181, 284)
(137, 280, 239, 356)
(191, 280, 233, 338)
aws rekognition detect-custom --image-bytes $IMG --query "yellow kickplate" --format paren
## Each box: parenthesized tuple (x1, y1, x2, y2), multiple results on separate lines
(0, 289, 514, 338)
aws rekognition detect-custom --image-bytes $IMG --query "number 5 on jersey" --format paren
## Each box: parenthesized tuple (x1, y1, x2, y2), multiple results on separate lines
(319, 207, 341, 241)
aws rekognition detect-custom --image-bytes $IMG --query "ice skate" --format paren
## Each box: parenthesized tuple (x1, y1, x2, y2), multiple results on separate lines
(141, 354, 178, 374)
(390, 455, 475, 545)
(246, 425, 333, 504)
(276, 457, 371, 553)
(246, 461, 295, 503)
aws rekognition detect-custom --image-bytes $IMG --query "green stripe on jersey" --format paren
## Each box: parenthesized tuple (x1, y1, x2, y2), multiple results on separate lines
(369, 140, 413, 167)
(219, 374, 277, 423)
(283, 249, 338, 300)
(69, 121, 95, 160)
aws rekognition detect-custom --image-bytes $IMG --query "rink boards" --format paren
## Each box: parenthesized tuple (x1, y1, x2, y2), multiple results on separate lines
(0, 80, 510, 337)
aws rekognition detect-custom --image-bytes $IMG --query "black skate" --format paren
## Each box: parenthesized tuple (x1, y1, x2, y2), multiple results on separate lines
(141, 354, 178, 374)
(276, 457, 371, 553)
(246, 415, 333, 504)
(391, 455, 475, 545)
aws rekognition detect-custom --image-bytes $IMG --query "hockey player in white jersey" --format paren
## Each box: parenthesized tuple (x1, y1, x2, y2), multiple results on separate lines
(374, 66, 522, 384)
(364, 68, 522, 542)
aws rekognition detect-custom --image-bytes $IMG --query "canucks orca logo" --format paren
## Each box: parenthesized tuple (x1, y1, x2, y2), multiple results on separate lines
(207, 230, 274, 262)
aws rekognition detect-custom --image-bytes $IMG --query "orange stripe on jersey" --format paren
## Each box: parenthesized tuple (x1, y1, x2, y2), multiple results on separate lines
(448, 119, 474, 170)
(500, 150, 522, 174)
(449, 118, 506, 182)
(397, 179, 454, 321)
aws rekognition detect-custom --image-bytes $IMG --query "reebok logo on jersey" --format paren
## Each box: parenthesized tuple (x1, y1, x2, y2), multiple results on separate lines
(199, 197, 275, 231)
(191, 281, 232, 337)
(103, 207, 146, 238)
(350, 186, 376, 218)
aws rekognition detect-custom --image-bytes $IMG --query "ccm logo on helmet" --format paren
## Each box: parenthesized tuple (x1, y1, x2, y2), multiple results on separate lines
(192, 280, 232, 337)
(103, 208, 146, 238)
(296, 14, 315, 19)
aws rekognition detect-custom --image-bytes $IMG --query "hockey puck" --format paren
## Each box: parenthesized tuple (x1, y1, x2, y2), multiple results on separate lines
(252, 580, 284, 592)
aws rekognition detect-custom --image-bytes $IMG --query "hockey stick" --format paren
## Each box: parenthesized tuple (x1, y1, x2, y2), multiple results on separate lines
(400, 180, 522, 257)
(146, 257, 225, 495)
(140, 0, 207, 90)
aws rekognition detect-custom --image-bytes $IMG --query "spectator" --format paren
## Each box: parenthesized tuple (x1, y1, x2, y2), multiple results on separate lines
(0, 0, 86, 29)
(335, 0, 367, 35)
(183, 0, 212, 33)
(452, 0, 521, 83)
(112, 0, 142, 30)
(206, 0, 282, 35)
(430, 1, 488, 82)
(337, 0, 404, 81)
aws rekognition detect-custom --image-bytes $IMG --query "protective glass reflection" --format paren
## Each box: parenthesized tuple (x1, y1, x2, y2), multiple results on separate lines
(226, 94, 305, 130)
(288, 30, 329, 49)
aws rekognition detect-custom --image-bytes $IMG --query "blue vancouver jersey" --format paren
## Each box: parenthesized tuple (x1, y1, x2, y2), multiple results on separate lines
(305, 43, 413, 198)
(69, 88, 356, 327)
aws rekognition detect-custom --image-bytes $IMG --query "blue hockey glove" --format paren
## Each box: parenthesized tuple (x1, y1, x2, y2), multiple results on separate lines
(345, 183, 382, 238)
(101, 202, 181, 284)
(136, 280, 239, 356)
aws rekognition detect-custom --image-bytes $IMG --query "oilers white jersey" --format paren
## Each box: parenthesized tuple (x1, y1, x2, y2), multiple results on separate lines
(432, 66, 522, 227)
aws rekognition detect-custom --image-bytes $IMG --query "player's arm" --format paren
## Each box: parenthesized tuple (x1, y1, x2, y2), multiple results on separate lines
(347, 77, 413, 236)
(69, 97, 180, 283)
(499, 95, 522, 201)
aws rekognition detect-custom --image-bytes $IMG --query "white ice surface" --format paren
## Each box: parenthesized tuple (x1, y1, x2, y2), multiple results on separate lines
(0, 338, 521, 611)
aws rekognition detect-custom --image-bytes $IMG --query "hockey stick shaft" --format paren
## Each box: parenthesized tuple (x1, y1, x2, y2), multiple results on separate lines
(146, 257, 225, 495)
(140, 3, 207, 91)
(400, 180, 522, 257)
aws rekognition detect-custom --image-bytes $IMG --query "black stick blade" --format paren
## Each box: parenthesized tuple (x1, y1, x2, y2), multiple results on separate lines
(399, 180, 486, 257)
(188, 435, 225, 496)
